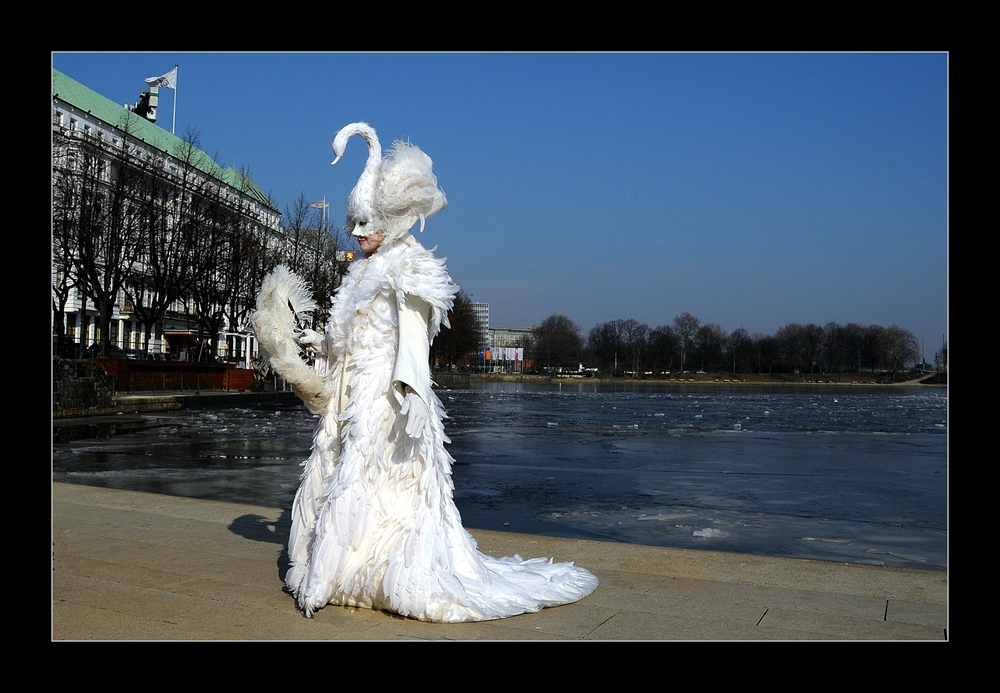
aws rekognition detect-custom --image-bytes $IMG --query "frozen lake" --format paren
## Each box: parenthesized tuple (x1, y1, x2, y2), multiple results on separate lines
(52, 382, 948, 571)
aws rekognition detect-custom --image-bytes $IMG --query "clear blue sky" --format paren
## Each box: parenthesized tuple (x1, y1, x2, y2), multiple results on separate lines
(52, 52, 948, 358)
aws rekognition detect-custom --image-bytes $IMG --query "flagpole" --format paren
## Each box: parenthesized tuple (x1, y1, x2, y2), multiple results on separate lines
(171, 64, 178, 135)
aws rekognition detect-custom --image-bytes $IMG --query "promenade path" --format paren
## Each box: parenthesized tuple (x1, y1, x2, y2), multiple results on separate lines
(53, 482, 947, 640)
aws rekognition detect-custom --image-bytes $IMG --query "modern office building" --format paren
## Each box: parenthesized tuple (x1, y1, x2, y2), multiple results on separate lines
(471, 302, 490, 347)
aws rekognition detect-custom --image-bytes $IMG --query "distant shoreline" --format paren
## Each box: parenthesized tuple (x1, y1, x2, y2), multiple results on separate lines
(469, 373, 947, 387)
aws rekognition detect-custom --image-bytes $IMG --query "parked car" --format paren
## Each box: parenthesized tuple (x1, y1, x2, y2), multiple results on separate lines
(55, 340, 76, 358)
(81, 343, 125, 358)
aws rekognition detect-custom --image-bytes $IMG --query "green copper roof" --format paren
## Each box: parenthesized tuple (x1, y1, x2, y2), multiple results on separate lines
(52, 68, 278, 214)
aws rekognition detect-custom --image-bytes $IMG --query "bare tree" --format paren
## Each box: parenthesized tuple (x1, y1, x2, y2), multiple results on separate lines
(52, 143, 80, 354)
(278, 194, 350, 332)
(753, 332, 780, 374)
(648, 325, 679, 374)
(727, 327, 751, 374)
(619, 319, 650, 376)
(673, 312, 701, 372)
(187, 168, 232, 360)
(433, 290, 479, 370)
(776, 323, 823, 374)
(804, 324, 826, 373)
(861, 324, 888, 374)
(586, 320, 623, 375)
(64, 113, 148, 356)
(822, 322, 865, 377)
(883, 325, 919, 378)
(302, 213, 348, 331)
(533, 314, 583, 370)
(125, 128, 206, 356)
(282, 193, 313, 271)
(694, 323, 727, 372)
(218, 166, 280, 362)
(822, 322, 843, 374)
(842, 323, 865, 374)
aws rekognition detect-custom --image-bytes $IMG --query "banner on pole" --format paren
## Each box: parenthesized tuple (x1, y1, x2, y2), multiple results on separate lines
(145, 67, 177, 89)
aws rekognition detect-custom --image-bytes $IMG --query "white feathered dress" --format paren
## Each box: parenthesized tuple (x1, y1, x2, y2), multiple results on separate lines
(269, 234, 598, 622)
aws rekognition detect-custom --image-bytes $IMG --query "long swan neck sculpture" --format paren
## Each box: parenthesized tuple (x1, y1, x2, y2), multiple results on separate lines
(332, 122, 382, 230)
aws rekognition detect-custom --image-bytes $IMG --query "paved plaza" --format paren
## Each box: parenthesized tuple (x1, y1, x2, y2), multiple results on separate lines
(53, 482, 947, 640)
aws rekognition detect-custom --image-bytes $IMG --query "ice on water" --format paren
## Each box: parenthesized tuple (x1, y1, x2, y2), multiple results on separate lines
(53, 383, 947, 571)
(447, 382, 946, 570)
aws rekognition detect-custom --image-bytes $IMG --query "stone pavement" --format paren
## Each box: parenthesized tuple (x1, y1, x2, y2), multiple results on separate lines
(52, 482, 947, 640)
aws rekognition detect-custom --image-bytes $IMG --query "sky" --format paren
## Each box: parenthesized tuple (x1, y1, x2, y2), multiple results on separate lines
(52, 52, 948, 358)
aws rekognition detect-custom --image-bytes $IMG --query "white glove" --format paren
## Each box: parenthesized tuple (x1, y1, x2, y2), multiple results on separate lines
(400, 392, 432, 440)
(297, 329, 327, 356)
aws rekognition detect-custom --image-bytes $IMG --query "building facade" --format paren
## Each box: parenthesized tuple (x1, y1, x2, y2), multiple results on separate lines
(52, 69, 282, 367)
(471, 302, 490, 346)
(486, 326, 535, 373)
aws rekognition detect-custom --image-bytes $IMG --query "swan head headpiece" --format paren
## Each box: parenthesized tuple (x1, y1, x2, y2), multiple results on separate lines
(332, 122, 448, 245)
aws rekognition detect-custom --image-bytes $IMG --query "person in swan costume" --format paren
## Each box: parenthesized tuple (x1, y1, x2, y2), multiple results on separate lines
(252, 123, 597, 622)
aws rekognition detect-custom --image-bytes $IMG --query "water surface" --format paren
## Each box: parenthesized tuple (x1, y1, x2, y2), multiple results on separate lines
(52, 382, 947, 570)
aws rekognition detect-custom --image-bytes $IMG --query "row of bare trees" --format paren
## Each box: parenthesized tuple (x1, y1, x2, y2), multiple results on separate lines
(584, 312, 935, 379)
(52, 115, 349, 361)
(432, 308, 935, 379)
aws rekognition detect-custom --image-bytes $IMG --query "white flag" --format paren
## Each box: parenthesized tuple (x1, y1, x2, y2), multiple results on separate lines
(145, 67, 177, 89)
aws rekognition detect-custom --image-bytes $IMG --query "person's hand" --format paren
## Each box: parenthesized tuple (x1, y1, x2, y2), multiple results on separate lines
(297, 329, 326, 356)
(400, 392, 432, 439)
